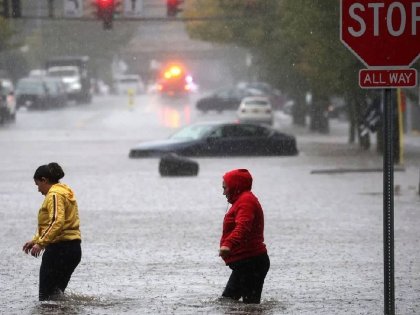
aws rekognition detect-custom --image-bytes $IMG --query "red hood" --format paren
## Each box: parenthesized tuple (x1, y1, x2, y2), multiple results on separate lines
(223, 169, 253, 204)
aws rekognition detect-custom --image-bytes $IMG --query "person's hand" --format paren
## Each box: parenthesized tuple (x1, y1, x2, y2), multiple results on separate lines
(219, 246, 231, 258)
(22, 240, 34, 254)
(30, 244, 44, 258)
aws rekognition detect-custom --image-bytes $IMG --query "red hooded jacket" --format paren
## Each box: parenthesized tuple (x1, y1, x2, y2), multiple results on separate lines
(220, 169, 267, 264)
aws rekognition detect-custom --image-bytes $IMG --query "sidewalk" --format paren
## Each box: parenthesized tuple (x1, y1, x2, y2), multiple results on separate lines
(276, 112, 420, 167)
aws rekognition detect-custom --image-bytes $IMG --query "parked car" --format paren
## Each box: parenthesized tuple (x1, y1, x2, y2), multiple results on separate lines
(196, 87, 263, 113)
(43, 77, 68, 107)
(15, 77, 56, 109)
(129, 121, 298, 158)
(237, 96, 274, 125)
(114, 74, 145, 95)
(0, 78, 16, 123)
(237, 81, 287, 110)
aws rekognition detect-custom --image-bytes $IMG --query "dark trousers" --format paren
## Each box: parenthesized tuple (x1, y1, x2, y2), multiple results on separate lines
(39, 240, 81, 301)
(222, 253, 270, 304)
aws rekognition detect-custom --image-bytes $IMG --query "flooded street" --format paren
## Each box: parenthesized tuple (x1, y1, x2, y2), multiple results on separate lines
(1, 94, 420, 314)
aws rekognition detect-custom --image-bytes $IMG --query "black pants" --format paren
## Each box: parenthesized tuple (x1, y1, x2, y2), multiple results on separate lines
(39, 240, 82, 301)
(222, 253, 270, 304)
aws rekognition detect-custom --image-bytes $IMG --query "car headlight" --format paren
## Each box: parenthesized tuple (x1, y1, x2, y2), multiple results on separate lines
(70, 82, 82, 90)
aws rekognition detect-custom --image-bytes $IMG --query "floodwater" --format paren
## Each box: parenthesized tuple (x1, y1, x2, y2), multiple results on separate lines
(1, 98, 419, 314)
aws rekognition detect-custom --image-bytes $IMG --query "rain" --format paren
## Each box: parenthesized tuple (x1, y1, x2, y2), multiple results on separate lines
(0, 1, 420, 314)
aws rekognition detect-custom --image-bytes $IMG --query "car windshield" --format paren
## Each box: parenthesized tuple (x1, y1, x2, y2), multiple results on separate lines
(48, 69, 78, 77)
(244, 100, 269, 106)
(170, 124, 215, 140)
(16, 80, 44, 94)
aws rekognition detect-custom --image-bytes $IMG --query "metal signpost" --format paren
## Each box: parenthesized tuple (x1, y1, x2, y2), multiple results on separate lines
(340, 1, 420, 314)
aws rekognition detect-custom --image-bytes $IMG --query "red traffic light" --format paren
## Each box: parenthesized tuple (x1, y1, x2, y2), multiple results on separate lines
(167, 0, 183, 17)
(97, 0, 114, 8)
(95, 0, 115, 30)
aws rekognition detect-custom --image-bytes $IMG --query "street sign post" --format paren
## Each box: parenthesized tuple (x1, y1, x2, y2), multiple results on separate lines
(341, 1, 420, 314)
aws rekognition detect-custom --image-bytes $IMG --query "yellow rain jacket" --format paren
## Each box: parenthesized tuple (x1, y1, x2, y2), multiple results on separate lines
(33, 183, 81, 247)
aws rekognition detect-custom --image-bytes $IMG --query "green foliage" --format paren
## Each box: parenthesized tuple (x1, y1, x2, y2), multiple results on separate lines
(0, 18, 29, 80)
(184, 0, 363, 99)
(0, 17, 15, 52)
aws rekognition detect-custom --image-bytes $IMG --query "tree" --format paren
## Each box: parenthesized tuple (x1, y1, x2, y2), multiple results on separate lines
(184, 0, 373, 142)
(189, 0, 414, 154)
(0, 18, 14, 52)
(0, 17, 29, 80)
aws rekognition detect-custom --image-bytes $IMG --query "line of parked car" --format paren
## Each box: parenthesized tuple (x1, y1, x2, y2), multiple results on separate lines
(1, 69, 91, 125)
(195, 82, 288, 126)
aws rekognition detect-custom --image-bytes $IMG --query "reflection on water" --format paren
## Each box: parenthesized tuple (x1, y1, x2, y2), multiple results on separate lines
(27, 293, 284, 315)
(172, 297, 285, 315)
(30, 292, 121, 315)
(157, 96, 192, 128)
(211, 298, 285, 315)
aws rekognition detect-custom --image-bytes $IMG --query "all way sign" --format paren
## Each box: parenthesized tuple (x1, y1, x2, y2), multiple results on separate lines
(359, 69, 417, 88)
(341, 0, 420, 88)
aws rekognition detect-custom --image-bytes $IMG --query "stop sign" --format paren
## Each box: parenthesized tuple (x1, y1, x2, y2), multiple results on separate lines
(341, 0, 420, 67)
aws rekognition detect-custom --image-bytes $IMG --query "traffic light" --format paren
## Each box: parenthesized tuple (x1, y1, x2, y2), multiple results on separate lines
(166, 0, 183, 17)
(96, 0, 115, 30)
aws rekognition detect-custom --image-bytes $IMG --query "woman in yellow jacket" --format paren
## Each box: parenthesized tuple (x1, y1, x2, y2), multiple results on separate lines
(23, 162, 82, 301)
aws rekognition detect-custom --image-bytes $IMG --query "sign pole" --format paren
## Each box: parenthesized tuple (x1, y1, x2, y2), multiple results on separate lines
(340, 1, 420, 313)
(383, 88, 395, 315)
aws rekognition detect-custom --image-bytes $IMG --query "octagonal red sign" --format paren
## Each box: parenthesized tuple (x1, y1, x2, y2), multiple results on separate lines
(341, 0, 420, 67)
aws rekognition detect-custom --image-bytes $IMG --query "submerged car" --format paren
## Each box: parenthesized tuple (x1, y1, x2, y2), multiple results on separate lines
(129, 122, 298, 158)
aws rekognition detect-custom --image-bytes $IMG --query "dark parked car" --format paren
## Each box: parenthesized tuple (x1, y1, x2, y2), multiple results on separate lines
(16, 77, 62, 109)
(196, 87, 263, 113)
(129, 122, 298, 158)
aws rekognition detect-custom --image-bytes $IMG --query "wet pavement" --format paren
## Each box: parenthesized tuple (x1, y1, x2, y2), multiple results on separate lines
(1, 101, 419, 314)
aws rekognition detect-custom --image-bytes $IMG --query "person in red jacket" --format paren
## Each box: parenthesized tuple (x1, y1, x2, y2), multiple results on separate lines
(219, 169, 270, 304)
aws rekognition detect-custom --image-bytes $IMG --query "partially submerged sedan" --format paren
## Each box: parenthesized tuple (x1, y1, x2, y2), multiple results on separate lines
(129, 122, 298, 158)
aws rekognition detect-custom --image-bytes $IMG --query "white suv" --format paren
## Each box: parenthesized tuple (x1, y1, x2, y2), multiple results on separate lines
(236, 96, 274, 125)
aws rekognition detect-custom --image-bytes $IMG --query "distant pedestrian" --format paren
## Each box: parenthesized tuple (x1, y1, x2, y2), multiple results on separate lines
(22, 162, 82, 301)
(219, 169, 270, 304)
